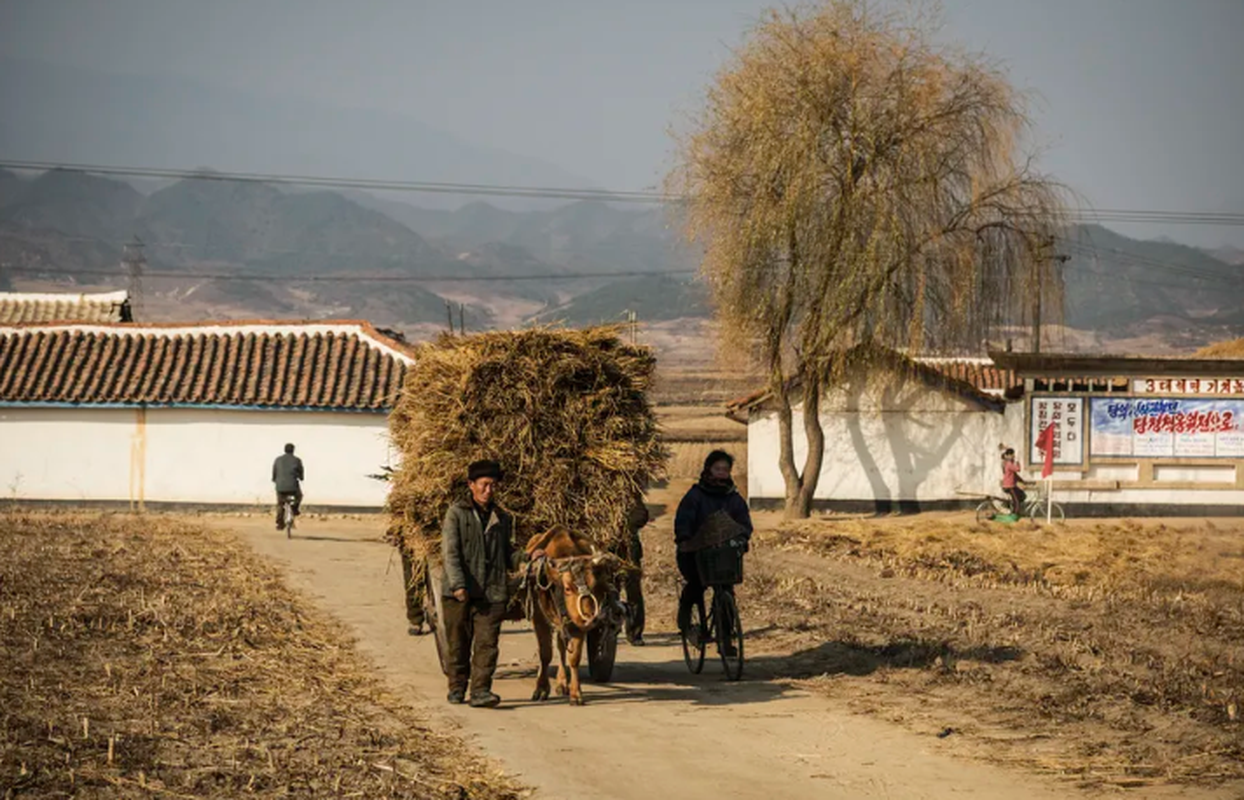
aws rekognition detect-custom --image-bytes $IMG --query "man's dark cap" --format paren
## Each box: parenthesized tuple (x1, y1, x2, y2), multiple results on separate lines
(468, 459, 503, 482)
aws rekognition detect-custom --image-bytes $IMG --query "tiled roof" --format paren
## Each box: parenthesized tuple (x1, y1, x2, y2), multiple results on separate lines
(914, 358, 1020, 394)
(0, 290, 131, 324)
(726, 353, 1017, 413)
(0, 321, 414, 410)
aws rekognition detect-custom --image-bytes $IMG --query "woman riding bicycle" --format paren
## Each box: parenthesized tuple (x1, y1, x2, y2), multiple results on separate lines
(1000, 447, 1028, 514)
(674, 450, 753, 642)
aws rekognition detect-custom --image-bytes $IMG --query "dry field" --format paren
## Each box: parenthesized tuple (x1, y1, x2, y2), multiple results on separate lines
(680, 512, 1244, 790)
(0, 511, 525, 799)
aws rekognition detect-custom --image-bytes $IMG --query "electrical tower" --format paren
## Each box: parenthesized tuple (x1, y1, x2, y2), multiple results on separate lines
(122, 236, 146, 320)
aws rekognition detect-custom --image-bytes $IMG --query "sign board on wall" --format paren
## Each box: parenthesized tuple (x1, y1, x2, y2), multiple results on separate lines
(1090, 397, 1244, 458)
(1030, 397, 1085, 466)
(1134, 378, 1244, 395)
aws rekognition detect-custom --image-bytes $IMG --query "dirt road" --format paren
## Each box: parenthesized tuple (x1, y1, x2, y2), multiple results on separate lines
(212, 509, 1106, 800)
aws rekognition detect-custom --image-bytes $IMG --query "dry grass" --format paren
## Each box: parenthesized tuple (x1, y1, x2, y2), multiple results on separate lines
(741, 514, 1244, 787)
(1194, 338, 1244, 358)
(386, 327, 667, 563)
(0, 511, 526, 799)
(781, 514, 1244, 602)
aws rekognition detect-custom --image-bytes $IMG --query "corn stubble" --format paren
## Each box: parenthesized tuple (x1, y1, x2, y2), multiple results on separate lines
(0, 511, 527, 799)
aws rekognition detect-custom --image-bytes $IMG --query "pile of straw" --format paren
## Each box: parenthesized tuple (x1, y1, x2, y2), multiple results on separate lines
(387, 327, 667, 563)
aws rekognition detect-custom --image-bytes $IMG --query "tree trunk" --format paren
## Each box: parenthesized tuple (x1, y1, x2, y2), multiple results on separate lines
(774, 376, 803, 516)
(792, 379, 825, 518)
(777, 376, 826, 520)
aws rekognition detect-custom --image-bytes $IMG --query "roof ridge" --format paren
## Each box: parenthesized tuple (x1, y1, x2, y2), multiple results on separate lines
(0, 324, 411, 409)
(0, 320, 416, 364)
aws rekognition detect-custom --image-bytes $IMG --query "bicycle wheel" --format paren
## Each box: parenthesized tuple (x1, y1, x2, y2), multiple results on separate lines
(680, 598, 706, 674)
(1028, 501, 1066, 525)
(975, 498, 1004, 526)
(714, 590, 744, 681)
(284, 503, 294, 538)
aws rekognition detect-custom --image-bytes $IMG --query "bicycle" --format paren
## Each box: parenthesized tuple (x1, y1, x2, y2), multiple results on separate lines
(680, 538, 746, 681)
(280, 495, 297, 538)
(974, 483, 1065, 525)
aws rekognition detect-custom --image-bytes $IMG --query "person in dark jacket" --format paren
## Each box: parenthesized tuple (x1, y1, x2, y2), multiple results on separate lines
(440, 459, 523, 708)
(619, 489, 650, 646)
(673, 450, 753, 638)
(272, 443, 304, 530)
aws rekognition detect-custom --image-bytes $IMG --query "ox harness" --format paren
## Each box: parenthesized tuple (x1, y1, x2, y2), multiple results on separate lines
(521, 554, 625, 639)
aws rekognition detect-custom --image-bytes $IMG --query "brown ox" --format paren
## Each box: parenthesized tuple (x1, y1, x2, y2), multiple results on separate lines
(524, 526, 624, 706)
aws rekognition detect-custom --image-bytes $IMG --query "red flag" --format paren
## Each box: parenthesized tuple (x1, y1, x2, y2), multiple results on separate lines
(1035, 423, 1056, 479)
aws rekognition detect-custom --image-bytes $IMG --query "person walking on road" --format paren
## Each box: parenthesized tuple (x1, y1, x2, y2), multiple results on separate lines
(399, 545, 428, 636)
(272, 443, 304, 530)
(440, 459, 522, 708)
(620, 489, 649, 645)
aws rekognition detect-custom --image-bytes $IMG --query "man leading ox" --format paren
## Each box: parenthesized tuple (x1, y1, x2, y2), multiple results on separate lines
(440, 459, 522, 708)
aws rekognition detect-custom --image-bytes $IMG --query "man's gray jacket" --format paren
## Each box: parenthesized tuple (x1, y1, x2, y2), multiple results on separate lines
(440, 501, 521, 604)
(272, 454, 304, 493)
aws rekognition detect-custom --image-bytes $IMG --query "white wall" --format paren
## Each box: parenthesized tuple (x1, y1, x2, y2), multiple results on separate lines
(747, 377, 1024, 504)
(0, 406, 396, 507)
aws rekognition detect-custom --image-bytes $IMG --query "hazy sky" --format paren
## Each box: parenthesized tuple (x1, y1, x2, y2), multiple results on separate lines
(2, 0, 1242, 247)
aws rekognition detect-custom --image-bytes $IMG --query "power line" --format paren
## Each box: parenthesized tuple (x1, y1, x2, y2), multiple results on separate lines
(2, 264, 698, 283)
(0, 160, 675, 205)
(3, 159, 1244, 226)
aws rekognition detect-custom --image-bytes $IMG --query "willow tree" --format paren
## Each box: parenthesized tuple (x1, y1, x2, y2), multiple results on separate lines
(669, 1, 1066, 518)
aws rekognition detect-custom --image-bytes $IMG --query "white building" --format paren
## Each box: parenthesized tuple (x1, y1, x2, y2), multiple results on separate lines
(728, 353, 1023, 513)
(0, 320, 413, 510)
(0, 289, 132, 324)
(730, 350, 1244, 516)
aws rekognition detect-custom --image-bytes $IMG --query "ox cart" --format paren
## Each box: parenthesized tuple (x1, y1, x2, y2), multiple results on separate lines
(421, 556, 623, 683)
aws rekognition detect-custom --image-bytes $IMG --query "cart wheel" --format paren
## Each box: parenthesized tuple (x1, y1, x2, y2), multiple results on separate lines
(587, 622, 619, 682)
(424, 565, 450, 676)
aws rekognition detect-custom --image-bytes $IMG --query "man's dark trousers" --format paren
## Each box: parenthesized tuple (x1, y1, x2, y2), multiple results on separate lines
(442, 597, 505, 695)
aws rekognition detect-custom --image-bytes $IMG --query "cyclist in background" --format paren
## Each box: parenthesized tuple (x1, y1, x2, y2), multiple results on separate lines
(1000, 447, 1027, 514)
(273, 443, 305, 530)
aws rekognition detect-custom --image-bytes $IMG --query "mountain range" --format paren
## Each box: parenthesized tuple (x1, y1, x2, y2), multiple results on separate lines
(0, 57, 593, 209)
(2, 167, 1242, 354)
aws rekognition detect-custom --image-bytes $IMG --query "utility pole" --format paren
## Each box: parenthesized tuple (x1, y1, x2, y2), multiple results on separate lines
(1032, 238, 1070, 354)
(623, 309, 638, 346)
(445, 300, 454, 333)
(458, 303, 465, 335)
(122, 236, 146, 321)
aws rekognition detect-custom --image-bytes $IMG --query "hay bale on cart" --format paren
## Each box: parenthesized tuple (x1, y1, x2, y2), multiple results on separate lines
(385, 326, 667, 679)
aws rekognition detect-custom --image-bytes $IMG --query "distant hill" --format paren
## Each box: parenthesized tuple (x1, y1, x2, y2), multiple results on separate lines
(0, 169, 553, 326)
(0, 56, 595, 210)
(375, 196, 694, 275)
(1061, 224, 1243, 330)
(140, 178, 442, 274)
(531, 275, 708, 325)
(4, 165, 1244, 353)
(1207, 245, 1244, 266)
(2, 169, 144, 242)
(0, 170, 25, 208)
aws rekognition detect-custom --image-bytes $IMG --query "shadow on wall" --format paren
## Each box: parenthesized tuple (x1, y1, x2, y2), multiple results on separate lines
(834, 379, 976, 513)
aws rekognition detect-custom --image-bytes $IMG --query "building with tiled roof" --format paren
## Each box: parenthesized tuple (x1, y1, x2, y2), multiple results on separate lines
(0, 320, 414, 510)
(730, 347, 1244, 516)
(0, 290, 132, 324)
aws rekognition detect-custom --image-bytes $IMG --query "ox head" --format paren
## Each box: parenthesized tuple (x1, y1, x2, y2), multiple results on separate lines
(551, 552, 624, 631)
